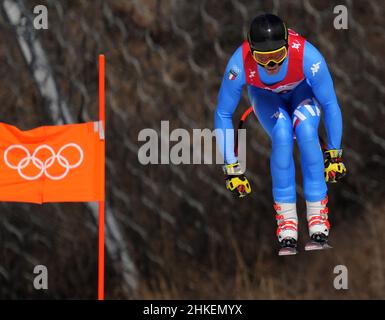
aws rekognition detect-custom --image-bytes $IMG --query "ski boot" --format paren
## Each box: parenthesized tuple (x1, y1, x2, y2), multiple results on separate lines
(305, 196, 332, 251)
(274, 203, 298, 256)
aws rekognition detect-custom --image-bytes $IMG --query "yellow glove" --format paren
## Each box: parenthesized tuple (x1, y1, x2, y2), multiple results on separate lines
(324, 149, 346, 183)
(223, 162, 251, 198)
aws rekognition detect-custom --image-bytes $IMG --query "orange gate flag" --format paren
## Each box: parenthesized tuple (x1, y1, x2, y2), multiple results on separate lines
(0, 121, 105, 203)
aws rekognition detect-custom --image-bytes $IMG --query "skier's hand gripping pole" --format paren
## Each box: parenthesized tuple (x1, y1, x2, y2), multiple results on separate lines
(223, 162, 251, 198)
(323, 149, 347, 183)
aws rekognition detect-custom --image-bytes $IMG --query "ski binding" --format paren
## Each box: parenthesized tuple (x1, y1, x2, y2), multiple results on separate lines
(278, 238, 298, 256)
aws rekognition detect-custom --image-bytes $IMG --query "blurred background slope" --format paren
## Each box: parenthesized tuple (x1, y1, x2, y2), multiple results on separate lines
(0, 0, 384, 299)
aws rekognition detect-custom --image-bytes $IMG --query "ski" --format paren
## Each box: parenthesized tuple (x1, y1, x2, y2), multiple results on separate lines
(278, 247, 298, 256)
(304, 241, 332, 251)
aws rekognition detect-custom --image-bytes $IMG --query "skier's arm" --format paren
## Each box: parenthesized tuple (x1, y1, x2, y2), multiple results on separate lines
(303, 41, 343, 150)
(214, 46, 246, 164)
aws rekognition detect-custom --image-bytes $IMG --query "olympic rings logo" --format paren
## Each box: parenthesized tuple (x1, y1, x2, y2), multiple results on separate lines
(4, 143, 84, 181)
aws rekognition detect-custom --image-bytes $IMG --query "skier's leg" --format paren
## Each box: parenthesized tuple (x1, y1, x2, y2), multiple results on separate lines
(291, 82, 330, 241)
(248, 87, 298, 247)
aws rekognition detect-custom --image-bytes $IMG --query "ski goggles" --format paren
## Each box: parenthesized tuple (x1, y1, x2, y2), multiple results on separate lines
(251, 45, 288, 66)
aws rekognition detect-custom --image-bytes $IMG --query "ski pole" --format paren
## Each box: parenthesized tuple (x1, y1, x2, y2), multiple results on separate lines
(234, 106, 254, 157)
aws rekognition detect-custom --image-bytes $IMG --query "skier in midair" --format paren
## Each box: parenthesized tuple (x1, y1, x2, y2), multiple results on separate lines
(214, 14, 346, 255)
